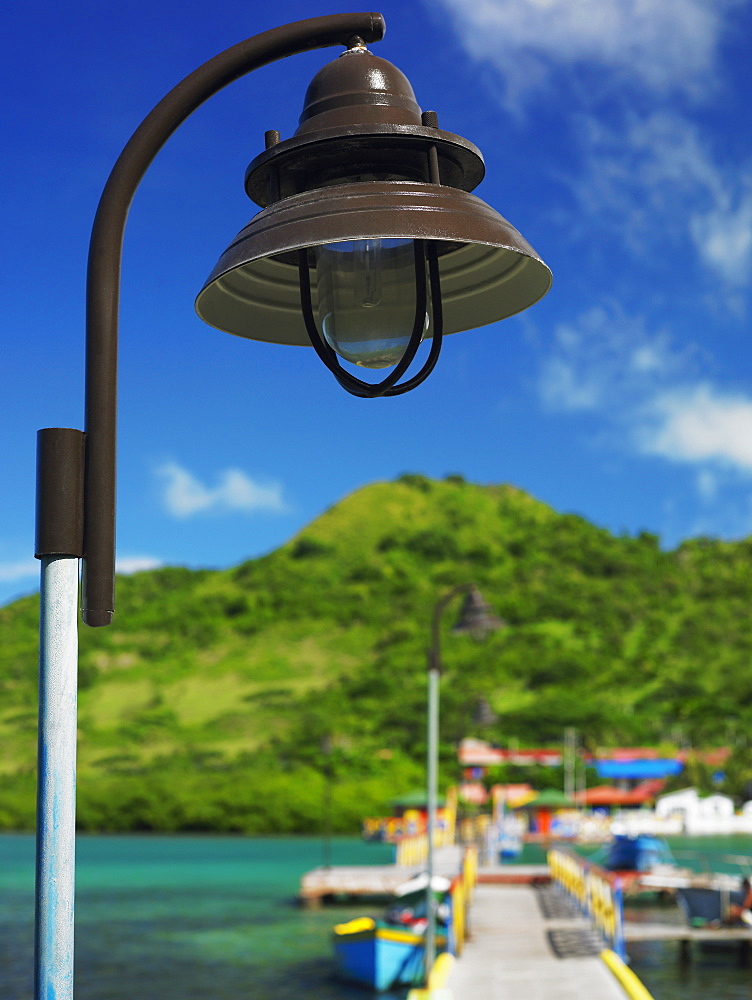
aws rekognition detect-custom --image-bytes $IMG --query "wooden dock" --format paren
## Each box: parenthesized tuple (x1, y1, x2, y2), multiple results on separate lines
(624, 920, 752, 963)
(299, 845, 464, 906)
(477, 863, 550, 885)
(625, 921, 752, 942)
(448, 884, 627, 999)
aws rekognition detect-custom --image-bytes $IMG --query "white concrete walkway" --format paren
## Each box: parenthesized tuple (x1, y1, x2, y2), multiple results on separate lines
(449, 884, 627, 1000)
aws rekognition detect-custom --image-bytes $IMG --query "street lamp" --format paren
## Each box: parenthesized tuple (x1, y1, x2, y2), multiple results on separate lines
(424, 585, 503, 981)
(196, 45, 551, 399)
(32, 14, 549, 1000)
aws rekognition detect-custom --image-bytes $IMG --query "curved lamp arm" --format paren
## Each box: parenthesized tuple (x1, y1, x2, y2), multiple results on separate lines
(81, 13, 386, 626)
(428, 582, 474, 673)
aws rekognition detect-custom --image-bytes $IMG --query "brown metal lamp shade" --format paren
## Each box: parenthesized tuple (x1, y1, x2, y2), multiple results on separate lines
(195, 181, 551, 344)
(195, 44, 552, 395)
(451, 586, 504, 640)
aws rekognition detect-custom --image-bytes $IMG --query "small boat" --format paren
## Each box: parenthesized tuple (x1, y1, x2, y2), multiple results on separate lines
(675, 884, 747, 927)
(605, 833, 671, 872)
(332, 917, 447, 991)
(498, 816, 523, 860)
(332, 874, 450, 991)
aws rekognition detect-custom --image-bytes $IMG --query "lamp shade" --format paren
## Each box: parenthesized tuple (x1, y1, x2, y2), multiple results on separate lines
(196, 180, 551, 346)
(451, 586, 504, 639)
(196, 45, 551, 353)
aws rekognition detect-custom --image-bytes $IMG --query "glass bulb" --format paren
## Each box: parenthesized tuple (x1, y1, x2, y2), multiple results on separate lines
(314, 238, 429, 369)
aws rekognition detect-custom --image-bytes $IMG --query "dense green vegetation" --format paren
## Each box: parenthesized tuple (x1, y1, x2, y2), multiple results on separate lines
(2, 474, 752, 832)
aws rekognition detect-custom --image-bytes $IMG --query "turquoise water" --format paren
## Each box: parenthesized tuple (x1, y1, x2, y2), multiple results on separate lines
(3, 833, 751, 999)
(0, 834, 399, 1000)
(627, 903, 751, 1000)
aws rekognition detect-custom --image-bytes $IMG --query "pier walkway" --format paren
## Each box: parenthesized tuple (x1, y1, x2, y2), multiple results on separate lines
(448, 883, 627, 1000)
(300, 845, 464, 906)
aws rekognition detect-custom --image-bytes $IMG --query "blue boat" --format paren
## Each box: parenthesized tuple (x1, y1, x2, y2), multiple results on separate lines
(332, 917, 440, 991)
(605, 834, 671, 872)
(332, 873, 451, 991)
(676, 886, 747, 927)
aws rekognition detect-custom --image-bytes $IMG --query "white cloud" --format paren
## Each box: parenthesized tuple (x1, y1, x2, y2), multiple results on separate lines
(0, 555, 165, 582)
(690, 187, 752, 286)
(539, 356, 602, 411)
(539, 304, 690, 413)
(571, 111, 752, 288)
(537, 305, 752, 528)
(540, 306, 752, 474)
(640, 385, 752, 471)
(432, 0, 752, 289)
(696, 469, 719, 501)
(156, 462, 287, 519)
(434, 0, 736, 106)
(0, 559, 38, 583)
(116, 555, 164, 575)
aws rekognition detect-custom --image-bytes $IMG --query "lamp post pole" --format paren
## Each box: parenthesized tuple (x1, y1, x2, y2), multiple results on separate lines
(425, 634, 442, 982)
(35, 554, 79, 1000)
(424, 585, 502, 983)
(34, 428, 84, 1000)
(321, 735, 333, 870)
(32, 16, 387, 1000)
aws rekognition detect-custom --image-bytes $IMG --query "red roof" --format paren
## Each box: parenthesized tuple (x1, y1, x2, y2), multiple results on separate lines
(575, 785, 635, 806)
(623, 779, 665, 803)
(574, 779, 665, 806)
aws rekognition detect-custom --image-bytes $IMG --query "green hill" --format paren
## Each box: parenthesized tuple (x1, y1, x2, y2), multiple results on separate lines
(2, 474, 752, 832)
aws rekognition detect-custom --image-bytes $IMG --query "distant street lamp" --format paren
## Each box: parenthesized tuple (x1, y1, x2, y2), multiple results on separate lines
(473, 697, 499, 728)
(32, 14, 549, 1000)
(424, 585, 503, 981)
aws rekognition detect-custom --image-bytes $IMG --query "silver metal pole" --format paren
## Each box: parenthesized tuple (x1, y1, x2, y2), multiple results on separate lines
(425, 663, 440, 981)
(35, 555, 79, 1000)
(422, 583, 500, 985)
(564, 726, 575, 801)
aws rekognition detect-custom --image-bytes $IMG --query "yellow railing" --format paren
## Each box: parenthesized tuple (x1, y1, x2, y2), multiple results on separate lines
(396, 833, 430, 867)
(394, 818, 458, 867)
(364, 786, 460, 846)
(601, 949, 657, 1000)
(363, 815, 420, 842)
(457, 813, 491, 845)
(548, 848, 625, 960)
(449, 845, 476, 955)
(406, 952, 455, 999)
(444, 785, 458, 844)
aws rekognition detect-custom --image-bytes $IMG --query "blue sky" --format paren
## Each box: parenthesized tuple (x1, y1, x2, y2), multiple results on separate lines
(2, 0, 751, 609)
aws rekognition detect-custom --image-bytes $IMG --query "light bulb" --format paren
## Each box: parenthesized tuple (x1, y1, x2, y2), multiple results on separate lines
(314, 238, 429, 369)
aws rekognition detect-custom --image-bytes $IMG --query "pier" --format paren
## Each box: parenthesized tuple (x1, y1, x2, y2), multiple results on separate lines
(447, 883, 628, 999)
(299, 845, 464, 906)
(312, 837, 752, 994)
(624, 921, 752, 964)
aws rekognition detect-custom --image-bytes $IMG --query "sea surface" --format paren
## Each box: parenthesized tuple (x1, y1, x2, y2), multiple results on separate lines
(2, 832, 751, 999)
(0, 833, 399, 1000)
(627, 901, 751, 1000)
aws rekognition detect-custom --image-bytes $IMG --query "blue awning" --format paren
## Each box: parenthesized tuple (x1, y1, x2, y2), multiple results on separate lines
(596, 759, 684, 780)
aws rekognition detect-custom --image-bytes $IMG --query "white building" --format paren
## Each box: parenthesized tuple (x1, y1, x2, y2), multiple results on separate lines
(655, 787, 746, 834)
